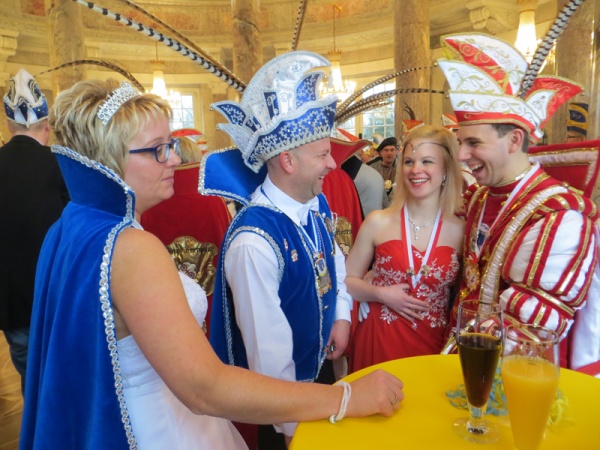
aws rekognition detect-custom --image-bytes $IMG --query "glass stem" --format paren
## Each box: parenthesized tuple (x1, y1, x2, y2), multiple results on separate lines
(466, 403, 488, 435)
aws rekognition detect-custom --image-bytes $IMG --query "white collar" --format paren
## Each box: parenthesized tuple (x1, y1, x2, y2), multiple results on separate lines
(253, 175, 319, 226)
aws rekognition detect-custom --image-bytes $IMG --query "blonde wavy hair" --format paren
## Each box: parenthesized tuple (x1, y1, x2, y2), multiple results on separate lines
(49, 79, 171, 178)
(391, 124, 462, 217)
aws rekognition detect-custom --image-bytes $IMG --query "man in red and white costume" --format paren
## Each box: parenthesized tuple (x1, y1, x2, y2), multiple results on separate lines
(438, 33, 600, 370)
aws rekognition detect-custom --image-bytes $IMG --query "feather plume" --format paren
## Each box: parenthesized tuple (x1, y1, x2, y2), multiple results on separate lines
(37, 59, 145, 92)
(403, 102, 416, 120)
(519, 0, 585, 97)
(336, 66, 432, 115)
(336, 88, 444, 125)
(336, 101, 391, 126)
(115, 0, 236, 82)
(291, 0, 308, 51)
(73, 0, 246, 92)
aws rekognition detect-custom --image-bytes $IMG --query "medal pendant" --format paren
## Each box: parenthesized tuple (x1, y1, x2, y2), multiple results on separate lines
(317, 267, 332, 296)
(315, 256, 327, 277)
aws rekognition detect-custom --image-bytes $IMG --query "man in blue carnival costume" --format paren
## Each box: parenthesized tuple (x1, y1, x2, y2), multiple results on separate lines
(0, 68, 69, 395)
(202, 51, 353, 448)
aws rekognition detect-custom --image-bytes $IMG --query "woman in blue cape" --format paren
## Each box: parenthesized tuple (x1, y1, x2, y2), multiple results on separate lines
(20, 78, 403, 449)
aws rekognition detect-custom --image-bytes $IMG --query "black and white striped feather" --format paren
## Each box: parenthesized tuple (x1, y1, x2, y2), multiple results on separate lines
(115, 0, 234, 82)
(37, 59, 145, 92)
(336, 88, 444, 125)
(519, 0, 585, 97)
(336, 66, 432, 115)
(73, 0, 246, 92)
(291, 0, 308, 51)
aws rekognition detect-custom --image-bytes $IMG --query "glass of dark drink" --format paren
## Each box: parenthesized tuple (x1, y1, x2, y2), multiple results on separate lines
(453, 300, 503, 444)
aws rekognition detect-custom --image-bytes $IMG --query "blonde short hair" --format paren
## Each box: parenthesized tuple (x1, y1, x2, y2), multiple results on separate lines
(392, 124, 462, 217)
(178, 136, 204, 164)
(49, 79, 171, 178)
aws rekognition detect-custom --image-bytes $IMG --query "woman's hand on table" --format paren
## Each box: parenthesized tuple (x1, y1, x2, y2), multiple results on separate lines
(379, 284, 429, 322)
(347, 369, 404, 418)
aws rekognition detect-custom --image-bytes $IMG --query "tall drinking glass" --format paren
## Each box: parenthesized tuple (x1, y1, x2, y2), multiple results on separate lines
(453, 300, 503, 444)
(502, 324, 560, 450)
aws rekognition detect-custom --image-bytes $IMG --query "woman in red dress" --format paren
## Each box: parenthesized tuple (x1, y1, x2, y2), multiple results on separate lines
(346, 125, 464, 372)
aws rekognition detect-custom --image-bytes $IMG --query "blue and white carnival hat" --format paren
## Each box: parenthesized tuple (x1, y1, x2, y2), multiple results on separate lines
(211, 51, 338, 173)
(200, 51, 338, 205)
(4, 69, 49, 127)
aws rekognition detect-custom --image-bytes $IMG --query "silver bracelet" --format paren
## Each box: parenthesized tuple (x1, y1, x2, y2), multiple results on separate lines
(329, 381, 352, 424)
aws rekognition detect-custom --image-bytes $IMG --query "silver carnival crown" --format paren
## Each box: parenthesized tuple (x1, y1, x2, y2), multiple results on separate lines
(97, 81, 140, 126)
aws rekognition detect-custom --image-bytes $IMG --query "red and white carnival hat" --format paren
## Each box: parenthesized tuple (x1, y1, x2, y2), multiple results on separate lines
(441, 113, 458, 131)
(437, 33, 582, 140)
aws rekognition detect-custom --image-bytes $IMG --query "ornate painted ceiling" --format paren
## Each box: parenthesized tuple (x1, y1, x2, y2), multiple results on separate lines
(1, 0, 559, 90)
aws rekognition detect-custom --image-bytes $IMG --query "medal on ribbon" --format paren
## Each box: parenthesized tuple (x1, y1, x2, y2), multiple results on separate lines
(315, 253, 327, 276)
(315, 253, 332, 296)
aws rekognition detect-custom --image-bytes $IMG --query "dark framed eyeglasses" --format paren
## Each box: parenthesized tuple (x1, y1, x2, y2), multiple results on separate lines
(129, 137, 181, 163)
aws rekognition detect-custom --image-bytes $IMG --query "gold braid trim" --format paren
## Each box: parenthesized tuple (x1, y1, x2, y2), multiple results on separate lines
(480, 184, 566, 304)
(526, 213, 557, 287)
(509, 283, 575, 318)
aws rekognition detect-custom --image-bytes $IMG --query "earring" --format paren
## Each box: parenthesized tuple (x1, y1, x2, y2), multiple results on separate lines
(442, 174, 447, 186)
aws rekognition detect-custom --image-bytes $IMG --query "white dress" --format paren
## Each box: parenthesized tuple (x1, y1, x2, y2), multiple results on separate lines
(118, 272, 248, 450)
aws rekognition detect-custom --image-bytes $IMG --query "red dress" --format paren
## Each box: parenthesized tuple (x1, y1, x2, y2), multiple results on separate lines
(350, 240, 460, 372)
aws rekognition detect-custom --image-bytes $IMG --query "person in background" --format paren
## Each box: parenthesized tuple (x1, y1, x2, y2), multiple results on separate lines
(20, 79, 403, 450)
(345, 125, 464, 373)
(368, 137, 399, 199)
(437, 33, 600, 370)
(172, 128, 208, 163)
(0, 69, 69, 395)
(341, 143, 390, 217)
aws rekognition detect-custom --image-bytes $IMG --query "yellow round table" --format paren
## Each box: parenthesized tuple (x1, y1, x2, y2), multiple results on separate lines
(291, 355, 600, 449)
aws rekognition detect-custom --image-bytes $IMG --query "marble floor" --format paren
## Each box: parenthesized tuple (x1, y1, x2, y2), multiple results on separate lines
(0, 332, 22, 450)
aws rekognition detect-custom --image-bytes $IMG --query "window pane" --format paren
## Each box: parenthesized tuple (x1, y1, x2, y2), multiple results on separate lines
(338, 116, 356, 137)
(169, 94, 195, 130)
(361, 82, 396, 140)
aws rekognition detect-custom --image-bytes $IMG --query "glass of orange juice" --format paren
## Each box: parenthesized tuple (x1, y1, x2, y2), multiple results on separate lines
(502, 324, 559, 450)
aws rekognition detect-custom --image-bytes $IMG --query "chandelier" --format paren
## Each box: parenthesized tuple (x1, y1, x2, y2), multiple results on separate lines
(148, 43, 182, 107)
(515, 0, 538, 62)
(320, 4, 356, 103)
(514, 0, 556, 71)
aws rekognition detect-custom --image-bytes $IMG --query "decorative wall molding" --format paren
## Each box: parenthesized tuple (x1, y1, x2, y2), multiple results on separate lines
(466, 0, 519, 34)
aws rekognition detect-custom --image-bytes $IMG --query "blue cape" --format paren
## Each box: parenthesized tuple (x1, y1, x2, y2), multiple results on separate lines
(20, 147, 136, 449)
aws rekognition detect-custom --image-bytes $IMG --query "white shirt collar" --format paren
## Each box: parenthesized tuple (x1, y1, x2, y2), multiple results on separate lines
(252, 175, 319, 226)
